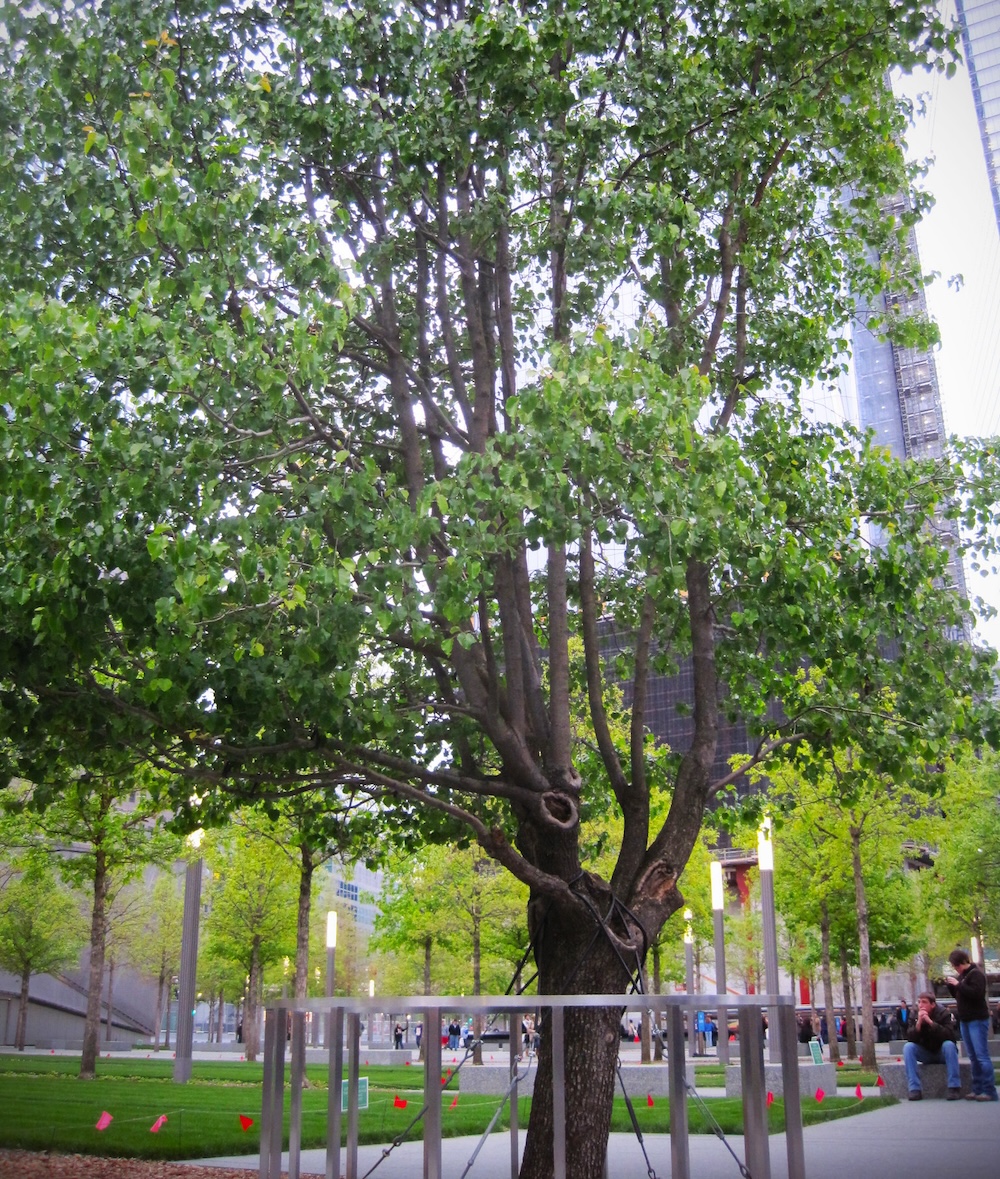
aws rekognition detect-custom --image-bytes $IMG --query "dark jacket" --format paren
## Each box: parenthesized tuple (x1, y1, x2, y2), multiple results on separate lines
(906, 1005, 958, 1051)
(948, 963, 990, 1023)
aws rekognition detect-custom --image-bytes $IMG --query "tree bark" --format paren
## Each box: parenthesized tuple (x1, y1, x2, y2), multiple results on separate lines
(79, 845, 108, 1079)
(517, 878, 639, 1179)
(245, 938, 262, 1062)
(104, 956, 115, 1043)
(819, 902, 840, 1064)
(839, 944, 857, 1060)
(16, 965, 30, 1051)
(849, 824, 877, 1069)
(152, 961, 166, 1050)
(294, 848, 314, 1001)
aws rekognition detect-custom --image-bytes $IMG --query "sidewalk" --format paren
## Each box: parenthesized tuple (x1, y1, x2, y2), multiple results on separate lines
(189, 1092, 999, 1178)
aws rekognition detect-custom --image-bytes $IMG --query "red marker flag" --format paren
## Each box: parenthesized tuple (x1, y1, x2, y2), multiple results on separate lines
(394, 1095, 408, 1109)
(855, 1085, 863, 1100)
(646, 1094, 654, 1107)
(766, 1092, 774, 1107)
(815, 1088, 825, 1103)
(239, 1115, 254, 1131)
(450, 1095, 458, 1109)
(150, 1115, 168, 1133)
(876, 1075, 885, 1088)
(96, 1112, 113, 1131)
(836, 1060, 844, 1068)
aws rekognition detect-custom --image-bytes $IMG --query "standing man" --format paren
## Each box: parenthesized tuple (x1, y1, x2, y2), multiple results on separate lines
(903, 992, 961, 1100)
(946, 948, 999, 1102)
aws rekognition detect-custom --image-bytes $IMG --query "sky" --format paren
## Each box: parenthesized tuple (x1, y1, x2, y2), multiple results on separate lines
(893, 5, 1000, 647)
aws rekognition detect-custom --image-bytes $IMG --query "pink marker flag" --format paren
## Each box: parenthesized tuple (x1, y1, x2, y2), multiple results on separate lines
(814, 1088, 825, 1103)
(449, 1095, 458, 1109)
(855, 1085, 863, 1100)
(766, 1091, 774, 1107)
(150, 1115, 168, 1133)
(876, 1075, 885, 1087)
(96, 1112, 113, 1131)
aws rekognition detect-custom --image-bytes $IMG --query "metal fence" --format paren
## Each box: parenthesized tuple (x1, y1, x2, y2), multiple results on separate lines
(259, 993, 804, 1179)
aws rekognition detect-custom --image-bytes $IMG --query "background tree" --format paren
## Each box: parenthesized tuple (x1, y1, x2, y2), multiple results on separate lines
(0, 859, 86, 1050)
(201, 820, 298, 1061)
(127, 870, 185, 1049)
(918, 749, 1000, 957)
(1, 770, 178, 1076)
(3, 1, 1000, 1172)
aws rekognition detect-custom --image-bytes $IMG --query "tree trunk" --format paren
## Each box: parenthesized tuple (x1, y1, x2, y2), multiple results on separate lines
(245, 938, 262, 1062)
(295, 848, 314, 1001)
(104, 955, 115, 1043)
(217, 988, 225, 1044)
(152, 960, 166, 1050)
(164, 987, 172, 1050)
(79, 846, 109, 1079)
(472, 919, 483, 1065)
(418, 935, 432, 1062)
(819, 902, 840, 1064)
(16, 965, 30, 1051)
(652, 944, 664, 1062)
(849, 824, 877, 1069)
(640, 963, 651, 1063)
(839, 943, 857, 1060)
(517, 882, 639, 1179)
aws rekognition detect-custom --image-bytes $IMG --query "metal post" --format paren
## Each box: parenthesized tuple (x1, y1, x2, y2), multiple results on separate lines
(552, 1007, 566, 1179)
(423, 1006, 443, 1179)
(326, 1004, 344, 1179)
(261, 1005, 286, 1179)
(710, 861, 729, 1066)
(777, 1004, 805, 1179)
(289, 1011, 305, 1179)
(346, 1013, 361, 1179)
(173, 857, 203, 1083)
(683, 909, 695, 1059)
(509, 1029, 519, 1179)
(758, 819, 781, 1062)
(667, 1003, 690, 1179)
(739, 1005, 770, 1179)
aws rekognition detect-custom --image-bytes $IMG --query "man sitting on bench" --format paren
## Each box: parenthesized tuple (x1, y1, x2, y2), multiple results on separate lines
(904, 991, 961, 1101)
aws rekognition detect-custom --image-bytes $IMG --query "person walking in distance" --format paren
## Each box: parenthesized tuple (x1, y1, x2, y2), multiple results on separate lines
(946, 948, 999, 1102)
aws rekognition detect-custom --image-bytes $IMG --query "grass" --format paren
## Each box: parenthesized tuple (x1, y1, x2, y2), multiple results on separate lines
(0, 1055, 895, 1161)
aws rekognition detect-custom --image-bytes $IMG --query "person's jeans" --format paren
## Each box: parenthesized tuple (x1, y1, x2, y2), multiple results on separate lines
(960, 1019, 999, 1099)
(903, 1040, 961, 1091)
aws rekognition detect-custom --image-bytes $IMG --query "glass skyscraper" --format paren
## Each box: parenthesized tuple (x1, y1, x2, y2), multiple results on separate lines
(956, 0, 1000, 240)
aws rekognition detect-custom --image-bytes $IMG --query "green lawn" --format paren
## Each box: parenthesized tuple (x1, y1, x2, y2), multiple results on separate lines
(0, 1055, 895, 1161)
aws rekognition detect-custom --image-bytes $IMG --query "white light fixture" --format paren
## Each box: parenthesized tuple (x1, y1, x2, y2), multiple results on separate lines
(683, 907, 693, 945)
(710, 861, 724, 911)
(972, 935, 981, 964)
(757, 816, 774, 871)
(369, 978, 375, 998)
(326, 910, 338, 949)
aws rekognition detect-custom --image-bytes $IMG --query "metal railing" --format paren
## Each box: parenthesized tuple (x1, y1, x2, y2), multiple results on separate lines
(259, 993, 804, 1179)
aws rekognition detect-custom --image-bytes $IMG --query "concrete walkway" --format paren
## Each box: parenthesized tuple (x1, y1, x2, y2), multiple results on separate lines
(189, 1092, 999, 1179)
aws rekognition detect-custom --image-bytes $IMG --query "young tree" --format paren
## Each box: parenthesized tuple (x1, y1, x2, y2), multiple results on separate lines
(0, 860, 86, 1050)
(1, 772, 178, 1076)
(126, 871, 185, 1049)
(3, 2, 1000, 1171)
(201, 821, 298, 1061)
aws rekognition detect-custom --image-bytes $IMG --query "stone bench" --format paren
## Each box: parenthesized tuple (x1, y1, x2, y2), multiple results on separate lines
(458, 1061, 696, 1097)
(879, 1060, 975, 1099)
(725, 1062, 835, 1099)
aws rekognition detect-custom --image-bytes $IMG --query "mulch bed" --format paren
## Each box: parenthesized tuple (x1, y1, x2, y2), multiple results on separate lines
(0, 1152, 288, 1178)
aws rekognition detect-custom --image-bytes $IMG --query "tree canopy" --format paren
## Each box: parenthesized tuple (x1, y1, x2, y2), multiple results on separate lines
(2, 1, 999, 1172)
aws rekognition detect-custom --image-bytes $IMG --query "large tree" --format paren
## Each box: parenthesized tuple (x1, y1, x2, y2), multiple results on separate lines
(3, 1, 1000, 1173)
